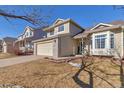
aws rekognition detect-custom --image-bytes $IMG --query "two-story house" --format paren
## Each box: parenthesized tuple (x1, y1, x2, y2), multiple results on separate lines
(15, 26, 46, 54)
(33, 18, 84, 58)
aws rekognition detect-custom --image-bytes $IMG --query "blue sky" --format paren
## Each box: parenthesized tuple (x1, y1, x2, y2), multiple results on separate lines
(0, 5, 124, 39)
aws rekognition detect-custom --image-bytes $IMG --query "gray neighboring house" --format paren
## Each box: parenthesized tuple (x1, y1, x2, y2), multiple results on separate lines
(0, 40, 2, 52)
(2, 37, 17, 53)
(15, 26, 47, 53)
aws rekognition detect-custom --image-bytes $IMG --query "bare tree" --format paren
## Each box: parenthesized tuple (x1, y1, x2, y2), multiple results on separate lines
(71, 44, 124, 88)
(110, 47, 124, 88)
(0, 6, 52, 27)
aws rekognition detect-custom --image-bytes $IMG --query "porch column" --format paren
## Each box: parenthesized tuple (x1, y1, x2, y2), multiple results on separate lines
(72, 40, 76, 55)
(19, 41, 20, 48)
(24, 39, 27, 48)
(121, 28, 124, 58)
(82, 38, 84, 54)
(53, 38, 59, 58)
(92, 33, 95, 55)
(34, 43, 37, 55)
(106, 31, 110, 55)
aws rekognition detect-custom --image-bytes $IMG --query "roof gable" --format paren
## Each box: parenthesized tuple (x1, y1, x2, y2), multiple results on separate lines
(90, 23, 113, 30)
(53, 18, 64, 25)
(18, 26, 33, 37)
(24, 26, 33, 33)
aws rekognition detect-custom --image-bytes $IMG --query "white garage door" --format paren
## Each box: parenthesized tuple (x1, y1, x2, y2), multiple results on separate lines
(37, 42, 53, 56)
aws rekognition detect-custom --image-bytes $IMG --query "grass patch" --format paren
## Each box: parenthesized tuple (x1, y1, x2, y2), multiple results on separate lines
(0, 57, 123, 88)
(0, 53, 16, 59)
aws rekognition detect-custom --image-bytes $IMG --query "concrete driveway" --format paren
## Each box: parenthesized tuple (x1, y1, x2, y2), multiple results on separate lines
(0, 55, 43, 68)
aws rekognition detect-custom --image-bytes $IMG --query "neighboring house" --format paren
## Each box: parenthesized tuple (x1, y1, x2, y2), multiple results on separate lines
(0, 39, 2, 52)
(74, 20, 124, 58)
(2, 37, 17, 53)
(33, 18, 84, 58)
(15, 26, 46, 53)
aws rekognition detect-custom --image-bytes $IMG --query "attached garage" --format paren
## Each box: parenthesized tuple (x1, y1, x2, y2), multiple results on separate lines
(36, 41, 54, 56)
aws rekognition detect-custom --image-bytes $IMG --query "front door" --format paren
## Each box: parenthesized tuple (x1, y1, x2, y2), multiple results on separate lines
(77, 41, 83, 54)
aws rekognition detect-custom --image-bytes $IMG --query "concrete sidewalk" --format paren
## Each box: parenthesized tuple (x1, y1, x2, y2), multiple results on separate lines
(0, 55, 43, 68)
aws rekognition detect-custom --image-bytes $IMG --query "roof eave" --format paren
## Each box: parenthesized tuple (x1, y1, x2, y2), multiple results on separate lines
(43, 19, 84, 31)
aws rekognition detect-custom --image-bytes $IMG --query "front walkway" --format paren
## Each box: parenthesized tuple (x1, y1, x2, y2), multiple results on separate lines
(0, 55, 43, 68)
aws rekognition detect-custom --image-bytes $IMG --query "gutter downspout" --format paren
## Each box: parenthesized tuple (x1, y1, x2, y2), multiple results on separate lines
(81, 33, 84, 55)
(121, 26, 124, 58)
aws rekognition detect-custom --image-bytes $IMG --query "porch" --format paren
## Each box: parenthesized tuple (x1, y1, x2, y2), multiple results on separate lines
(15, 38, 33, 53)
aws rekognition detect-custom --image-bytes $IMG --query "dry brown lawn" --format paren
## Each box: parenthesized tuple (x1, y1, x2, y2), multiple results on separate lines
(0, 53, 16, 59)
(0, 57, 123, 88)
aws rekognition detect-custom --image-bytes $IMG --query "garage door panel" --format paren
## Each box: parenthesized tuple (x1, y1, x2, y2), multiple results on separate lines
(37, 42, 53, 56)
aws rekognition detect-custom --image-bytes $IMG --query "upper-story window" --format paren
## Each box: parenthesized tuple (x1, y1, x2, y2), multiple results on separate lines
(26, 32, 28, 37)
(95, 34, 107, 49)
(30, 31, 33, 36)
(110, 34, 114, 49)
(58, 25, 64, 32)
(50, 31, 54, 35)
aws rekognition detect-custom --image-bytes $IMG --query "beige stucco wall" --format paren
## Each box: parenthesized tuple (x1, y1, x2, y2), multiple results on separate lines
(113, 29, 123, 58)
(58, 35, 75, 57)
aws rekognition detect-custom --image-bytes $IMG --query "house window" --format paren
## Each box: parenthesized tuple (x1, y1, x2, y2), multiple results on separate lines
(110, 34, 114, 48)
(90, 37, 92, 49)
(30, 32, 33, 36)
(58, 25, 64, 32)
(50, 31, 54, 35)
(95, 34, 106, 49)
(26, 32, 28, 36)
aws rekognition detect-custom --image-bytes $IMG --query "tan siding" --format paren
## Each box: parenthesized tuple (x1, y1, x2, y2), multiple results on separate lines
(70, 23, 82, 36)
(59, 36, 74, 57)
(47, 23, 69, 37)
(113, 30, 123, 57)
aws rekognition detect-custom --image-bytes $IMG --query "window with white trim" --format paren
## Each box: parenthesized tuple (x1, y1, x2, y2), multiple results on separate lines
(95, 34, 107, 49)
(30, 31, 33, 36)
(110, 34, 114, 48)
(26, 32, 28, 36)
(58, 25, 64, 32)
(50, 31, 54, 35)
